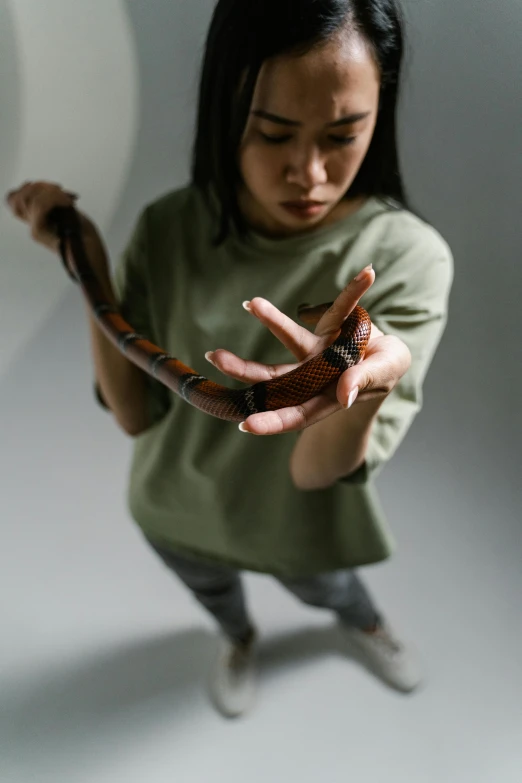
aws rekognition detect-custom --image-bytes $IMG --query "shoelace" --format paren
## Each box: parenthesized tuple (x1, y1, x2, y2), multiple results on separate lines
(228, 641, 254, 672)
(226, 627, 256, 669)
(370, 628, 403, 656)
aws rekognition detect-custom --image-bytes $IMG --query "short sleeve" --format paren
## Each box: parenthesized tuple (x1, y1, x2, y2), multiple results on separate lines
(93, 207, 172, 429)
(339, 213, 454, 484)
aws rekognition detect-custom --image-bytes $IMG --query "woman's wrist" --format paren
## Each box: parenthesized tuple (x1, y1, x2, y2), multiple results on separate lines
(289, 396, 383, 490)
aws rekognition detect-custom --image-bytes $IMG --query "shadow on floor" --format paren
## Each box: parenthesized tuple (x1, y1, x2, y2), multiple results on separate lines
(1, 621, 391, 779)
(1, 628, 213, 778)
(259, 622, 383, 686)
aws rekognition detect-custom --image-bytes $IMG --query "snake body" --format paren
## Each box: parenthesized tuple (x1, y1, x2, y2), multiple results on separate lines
(49, 206, 371, 423)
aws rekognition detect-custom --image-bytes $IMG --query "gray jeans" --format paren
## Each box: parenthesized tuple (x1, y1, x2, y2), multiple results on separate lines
(146, 537, 381, 642)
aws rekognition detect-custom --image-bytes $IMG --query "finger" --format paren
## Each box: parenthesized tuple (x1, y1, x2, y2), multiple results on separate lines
(297, 301, 333, 326)
(30, 190, 73, 233)
(238, 334, 411, 435)
(245, 297, 317, 361)
(5, 180, 32, 201)
(206, 348, 298, 383)
(6, 181, 45, 215)
(335, 335, 412, 408)
(5, 183, 32, 219)
(239, 392, 341, 435)
(6, 181, 76, 228)
(315, 264, 375, 337)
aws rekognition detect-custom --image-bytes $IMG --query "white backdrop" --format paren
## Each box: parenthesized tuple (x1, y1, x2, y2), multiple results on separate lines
(0, 0, 139, 377)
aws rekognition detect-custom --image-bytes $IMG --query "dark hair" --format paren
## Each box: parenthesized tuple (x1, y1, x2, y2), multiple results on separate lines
(191, 0, 409, 245)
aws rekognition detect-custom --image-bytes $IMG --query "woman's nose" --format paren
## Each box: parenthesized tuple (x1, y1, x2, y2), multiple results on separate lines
(285, 146, 328, 189)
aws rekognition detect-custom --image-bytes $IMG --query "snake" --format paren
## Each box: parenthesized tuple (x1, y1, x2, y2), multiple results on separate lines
(47, 205, 371, 423)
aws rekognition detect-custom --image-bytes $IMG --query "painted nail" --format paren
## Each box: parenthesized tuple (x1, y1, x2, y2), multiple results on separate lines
(345, 387, 359, 409)
(354, 264, 373, 282)
(242, 301, 252, 312)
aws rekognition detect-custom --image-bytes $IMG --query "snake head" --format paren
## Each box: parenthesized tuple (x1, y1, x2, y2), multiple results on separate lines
(297, 301, 334, 327)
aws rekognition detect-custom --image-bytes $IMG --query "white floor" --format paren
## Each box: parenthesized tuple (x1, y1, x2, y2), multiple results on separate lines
(1, 290, 521, 783)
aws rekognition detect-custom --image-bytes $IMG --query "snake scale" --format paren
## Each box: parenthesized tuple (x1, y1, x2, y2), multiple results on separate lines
(48, 205, 371, 423)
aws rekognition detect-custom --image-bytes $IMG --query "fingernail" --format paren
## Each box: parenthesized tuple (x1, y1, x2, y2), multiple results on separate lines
(242, 301, 252, 312)
(354, 264, 373, 282)
(238, 422, 249, 432)
(345, 387, 359, 409)
(204, 351, 215, 365)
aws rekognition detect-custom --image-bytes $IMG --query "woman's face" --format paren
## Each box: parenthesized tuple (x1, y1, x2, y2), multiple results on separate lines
(238, 32, 381, 237)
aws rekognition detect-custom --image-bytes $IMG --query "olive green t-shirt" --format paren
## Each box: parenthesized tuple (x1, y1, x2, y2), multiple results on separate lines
(100, 184, 453, 578)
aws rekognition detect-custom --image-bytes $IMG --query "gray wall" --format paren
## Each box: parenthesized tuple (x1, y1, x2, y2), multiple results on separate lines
(108, 0, 217, 251)
(0, 0, 20, 191)
(0, 0, 139, 375)
(398, 0, 521, 486)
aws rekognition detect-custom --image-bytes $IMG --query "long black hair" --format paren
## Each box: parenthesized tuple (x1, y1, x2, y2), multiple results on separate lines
(191, 0, 409, 245)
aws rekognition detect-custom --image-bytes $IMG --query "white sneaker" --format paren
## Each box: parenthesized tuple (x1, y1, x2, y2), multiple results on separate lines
(339, 618, 423, 693)
(208, 629, 257, 718)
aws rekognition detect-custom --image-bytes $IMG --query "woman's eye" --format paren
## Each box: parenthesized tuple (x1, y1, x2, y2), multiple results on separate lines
(258, 131, 356, 146)
(259, 132, 292, 144)
(329, 136, 356, 146)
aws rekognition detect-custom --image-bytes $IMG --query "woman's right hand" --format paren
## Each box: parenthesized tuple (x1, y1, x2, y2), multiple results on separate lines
(5, 180, 108, 276)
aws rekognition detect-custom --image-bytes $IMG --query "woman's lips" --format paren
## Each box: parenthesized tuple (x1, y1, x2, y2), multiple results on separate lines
(280, 201, 327, 218)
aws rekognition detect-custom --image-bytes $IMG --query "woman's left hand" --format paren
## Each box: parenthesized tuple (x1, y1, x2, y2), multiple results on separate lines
(205, 264, 411, 435)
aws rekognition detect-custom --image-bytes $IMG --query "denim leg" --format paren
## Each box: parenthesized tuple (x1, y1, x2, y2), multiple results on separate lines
(278, 569, 381, 630)
(145, 538, 253, 643)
